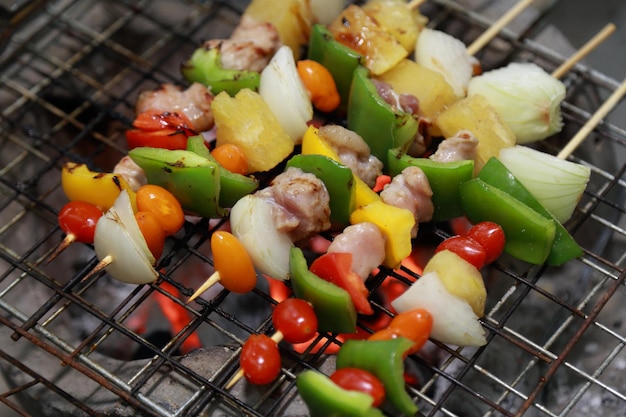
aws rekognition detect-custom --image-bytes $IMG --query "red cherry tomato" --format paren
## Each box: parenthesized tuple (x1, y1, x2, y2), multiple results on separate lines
(136, 184, 185, 236)
(272, 298, 318, 344)
(467, 221, 506, 264)
(240, 334, 281, 385)
(330, 368, 386, 407)
(436, 235, 486, 270)
(58, 201, 103, 243)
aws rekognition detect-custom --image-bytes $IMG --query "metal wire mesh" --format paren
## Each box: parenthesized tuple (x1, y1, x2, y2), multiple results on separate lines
(0, 0, 624, 416)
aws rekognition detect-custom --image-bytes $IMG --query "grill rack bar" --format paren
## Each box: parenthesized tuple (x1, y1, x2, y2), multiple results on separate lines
(0, 0, 625, 416)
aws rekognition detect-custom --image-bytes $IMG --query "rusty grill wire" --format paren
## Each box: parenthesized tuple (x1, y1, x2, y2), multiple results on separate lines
(0, 0, 624, 416)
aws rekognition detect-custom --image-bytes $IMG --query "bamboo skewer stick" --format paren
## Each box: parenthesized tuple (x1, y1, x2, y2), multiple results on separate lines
(407, 0, 427, 10)
(466, 0, 535, 56)
(187, 271, 221, 303)
(551, 23, 616, 79)
(46, 234, 77, 264)
(557, 77, 626, 160)
(81, 255, 113, 283)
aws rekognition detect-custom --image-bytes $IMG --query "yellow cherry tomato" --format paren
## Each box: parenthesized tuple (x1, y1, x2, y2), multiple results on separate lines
(136, 184, 184, 236)
(135, 211, 166, 260)
(212, 231, 256, 293)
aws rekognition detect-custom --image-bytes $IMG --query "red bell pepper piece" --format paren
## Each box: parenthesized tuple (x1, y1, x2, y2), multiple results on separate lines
(126, 110, 197, 150)
(309, 252, 374, 315)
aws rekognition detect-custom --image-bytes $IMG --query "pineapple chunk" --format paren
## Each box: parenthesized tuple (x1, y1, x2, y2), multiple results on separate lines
(362, 0, 427, 53)
(423, 249, 486, 317)
(328, 5, 408, 75)
(436, 94, 516, 173)
(377, 59, 457, 135)
(212, 89, 294, 173)
(244, 0, 313, 58)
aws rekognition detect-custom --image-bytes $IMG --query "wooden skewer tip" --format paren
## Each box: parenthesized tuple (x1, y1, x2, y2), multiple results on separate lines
(45, 233, 77, 264)
(187, 271, 221, 303)
(81, 255, 113, 282)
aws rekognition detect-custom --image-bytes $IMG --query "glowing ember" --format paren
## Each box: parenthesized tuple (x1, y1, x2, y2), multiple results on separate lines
(155, 282, 202, 354)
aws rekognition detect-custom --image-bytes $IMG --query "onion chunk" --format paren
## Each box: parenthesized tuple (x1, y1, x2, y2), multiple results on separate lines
(498, 145, 591, 223)
(94, 190, 158, 285)
(468, 62, 566, 144)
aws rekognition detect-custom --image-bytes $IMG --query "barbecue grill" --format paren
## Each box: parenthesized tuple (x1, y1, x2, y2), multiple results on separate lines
(0, 0, 624, 416)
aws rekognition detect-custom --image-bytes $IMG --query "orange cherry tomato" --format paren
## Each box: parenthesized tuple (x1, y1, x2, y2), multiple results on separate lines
(367, 328, 397, 342)
(212, 231, 257, 293)
(296, 59, 341, 113)
(368, 308, 433, 354)
(136, 184, 184, 236)
(135, 211, 166, 259)
(211, 143, 249, 175)
(387, 308, 432, 351)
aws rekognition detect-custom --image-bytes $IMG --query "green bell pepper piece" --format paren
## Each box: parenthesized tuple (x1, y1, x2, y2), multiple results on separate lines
(181, 42, 260, 96)
(336, 338, 418, 416)
(129, 147, 226, 218)
(460, 178, 556, 265)
(388, 148, 474, 222)
(286, 154, 356, 227)
(478, 157, 583, 266)
(296, 370, 385, 417)
(348, 66, 419, 171)
(307, 23, 362, 112)
(289, 247, 357, 334)
(186, 136, 259, 208)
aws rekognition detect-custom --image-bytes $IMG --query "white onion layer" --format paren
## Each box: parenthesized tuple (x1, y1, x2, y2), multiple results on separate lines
(415, 28, 473, 98)
(392, 271, 487, 347)
(229, 194, 293, 281)
(468, 62, 566, 144)
(499, 145, 591, 223)
(94, 190, 158, 285)
(259, 45, 313, 144)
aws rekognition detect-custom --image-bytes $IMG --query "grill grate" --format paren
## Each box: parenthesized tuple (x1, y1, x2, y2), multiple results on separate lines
(0, 0, 625, 416)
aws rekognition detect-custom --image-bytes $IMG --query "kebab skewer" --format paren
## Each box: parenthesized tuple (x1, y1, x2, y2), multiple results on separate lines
(51, 2, 620, 412)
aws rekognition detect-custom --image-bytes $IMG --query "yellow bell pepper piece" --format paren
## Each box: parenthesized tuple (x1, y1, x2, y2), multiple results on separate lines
(301, 126, 380, 208)
(61, 162, 135, 212)
(349, 200, 415, 269)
